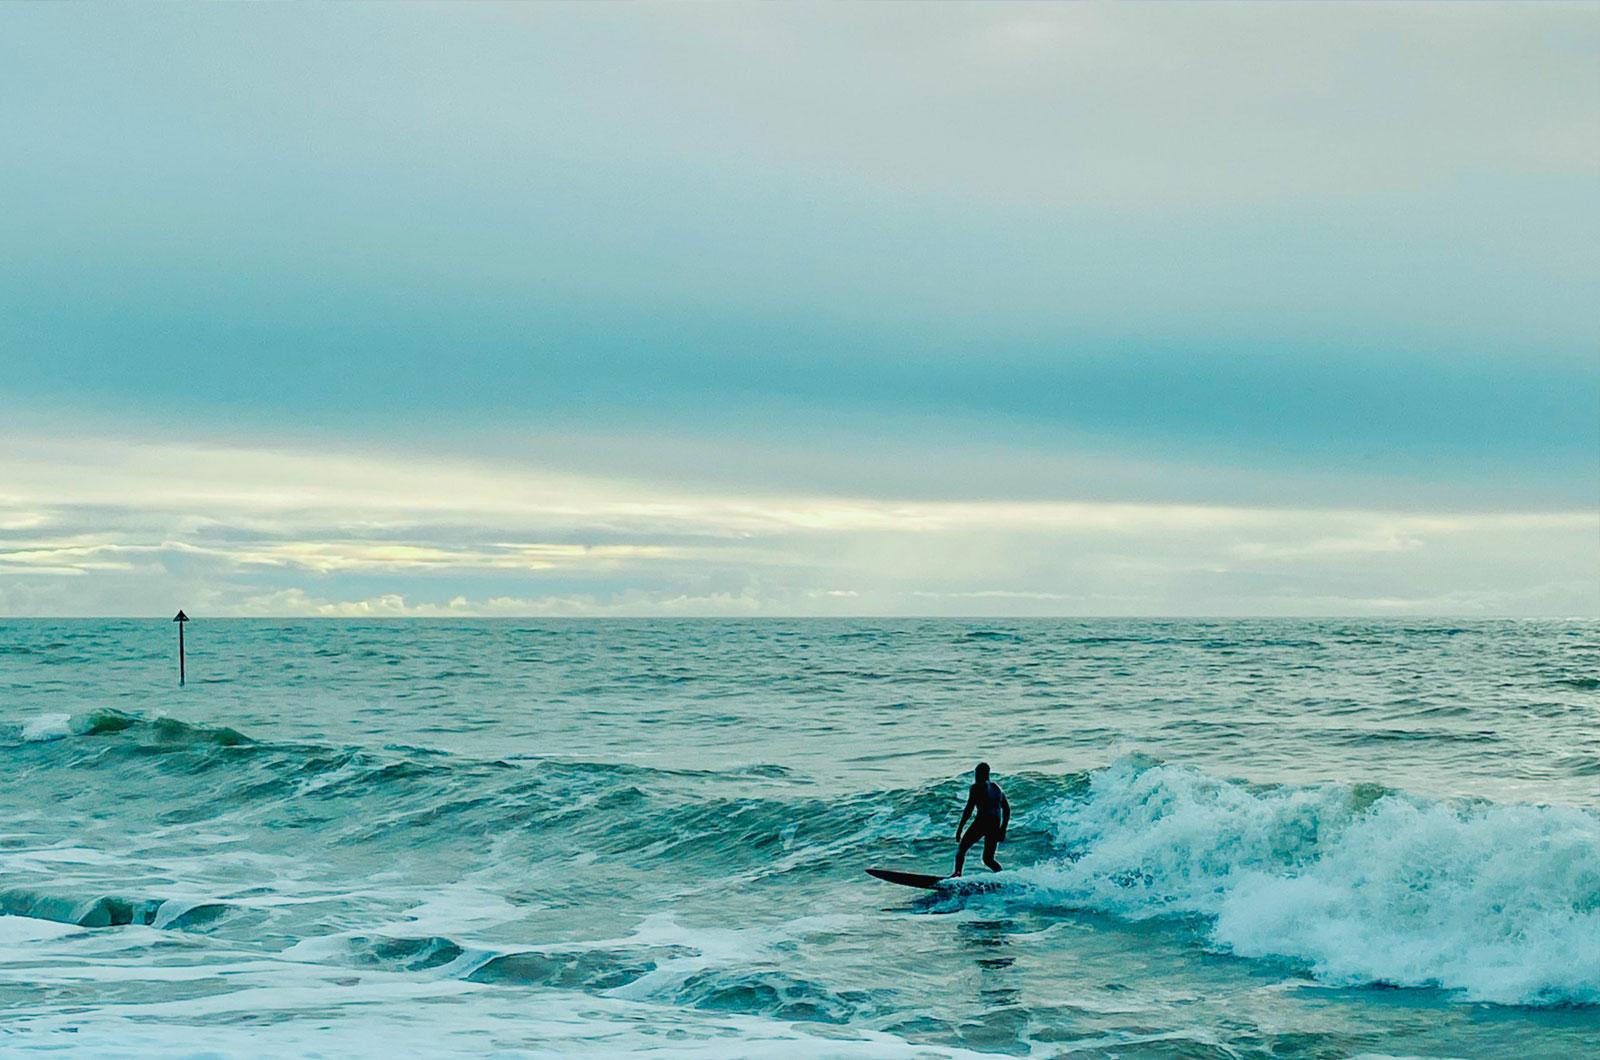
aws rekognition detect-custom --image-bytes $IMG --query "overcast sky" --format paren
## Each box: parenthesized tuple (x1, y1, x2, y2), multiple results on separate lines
(2, 3, 1596, 617)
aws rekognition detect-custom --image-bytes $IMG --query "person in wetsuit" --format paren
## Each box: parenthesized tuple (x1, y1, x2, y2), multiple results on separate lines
(953, 761, 1010, 876)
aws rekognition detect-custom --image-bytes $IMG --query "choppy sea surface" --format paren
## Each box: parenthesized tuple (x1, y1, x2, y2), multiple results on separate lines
(1, 618, 1597, 1058)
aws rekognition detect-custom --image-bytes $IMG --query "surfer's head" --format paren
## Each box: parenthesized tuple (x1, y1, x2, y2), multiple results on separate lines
(974, 762, 990, 781)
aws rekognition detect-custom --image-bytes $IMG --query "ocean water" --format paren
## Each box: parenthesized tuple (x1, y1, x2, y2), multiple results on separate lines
(1, 618, 1597, 1058)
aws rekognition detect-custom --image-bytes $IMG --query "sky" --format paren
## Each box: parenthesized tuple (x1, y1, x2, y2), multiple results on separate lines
(1, 2, 1596, 617)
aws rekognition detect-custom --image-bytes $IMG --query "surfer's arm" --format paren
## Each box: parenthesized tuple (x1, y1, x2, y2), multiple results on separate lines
(999, 791, 1011, 839)
(956, 789, 975, 837)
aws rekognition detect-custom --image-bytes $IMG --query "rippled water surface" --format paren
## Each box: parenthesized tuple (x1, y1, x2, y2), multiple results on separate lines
(2, 619, 1597, 1057)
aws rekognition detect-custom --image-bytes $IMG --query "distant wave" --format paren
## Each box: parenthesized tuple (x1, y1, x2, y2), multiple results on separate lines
(0, 886, 230, 930)
(2, 707, 251, 747)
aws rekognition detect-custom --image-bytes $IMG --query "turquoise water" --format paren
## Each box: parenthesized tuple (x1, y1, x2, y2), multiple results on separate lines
(2, 619, 1597, 1057)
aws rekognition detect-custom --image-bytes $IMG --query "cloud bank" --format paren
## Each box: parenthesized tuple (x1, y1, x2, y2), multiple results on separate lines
(1, 433, 1592, 617)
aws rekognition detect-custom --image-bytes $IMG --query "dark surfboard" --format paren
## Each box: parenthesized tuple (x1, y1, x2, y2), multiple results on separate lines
(866, 867, 947, 889)
(866, 868, 1009, 893)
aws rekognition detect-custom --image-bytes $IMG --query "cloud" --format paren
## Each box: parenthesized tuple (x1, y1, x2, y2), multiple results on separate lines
(175, 540, 681, 575)
(0, 429, 1594, 617)
(1230, 529, 1426, 560)
(2, 2, 1596, 478)
(229, 588, 765, 619)
(0, 537, 159, 576)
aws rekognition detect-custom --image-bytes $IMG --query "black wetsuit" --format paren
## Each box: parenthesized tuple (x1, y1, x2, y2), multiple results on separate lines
(959, 780, 1007, 870)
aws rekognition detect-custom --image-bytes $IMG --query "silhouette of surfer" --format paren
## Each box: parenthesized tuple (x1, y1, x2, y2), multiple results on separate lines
(953, 762, 1009, 876)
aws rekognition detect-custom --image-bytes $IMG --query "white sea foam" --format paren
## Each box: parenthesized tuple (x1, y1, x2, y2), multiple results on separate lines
(0, 963, 988, 1058)
(1024, 757, 1600, 1005)
(383, 879, 527, 938)
(19, 713, 71, 742)
(0, 914, 80, 945)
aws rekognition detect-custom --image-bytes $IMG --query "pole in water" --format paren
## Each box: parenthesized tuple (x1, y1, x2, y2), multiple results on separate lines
(173, 610, 189, 686)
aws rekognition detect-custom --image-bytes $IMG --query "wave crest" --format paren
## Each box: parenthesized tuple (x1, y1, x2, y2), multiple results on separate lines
(1026, 758, 1600, 1006)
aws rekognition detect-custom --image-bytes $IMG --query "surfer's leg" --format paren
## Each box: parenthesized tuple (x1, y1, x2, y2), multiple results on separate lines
(982, 831, 1001, 872)
(953, 824, 981, 877)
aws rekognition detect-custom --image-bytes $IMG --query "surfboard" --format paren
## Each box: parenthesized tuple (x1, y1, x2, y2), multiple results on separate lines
(866, 868, 1008, 893)
(866, 868, 946, 889)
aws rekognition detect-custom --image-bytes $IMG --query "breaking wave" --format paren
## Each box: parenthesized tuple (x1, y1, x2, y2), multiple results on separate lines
(1022, 757, 1600, 1006)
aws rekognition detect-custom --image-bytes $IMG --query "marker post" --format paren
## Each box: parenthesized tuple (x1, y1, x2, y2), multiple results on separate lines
(174, 610, 189, 686)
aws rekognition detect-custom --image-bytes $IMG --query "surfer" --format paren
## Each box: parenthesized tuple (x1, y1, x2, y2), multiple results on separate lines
(952, 761, 1009, 876)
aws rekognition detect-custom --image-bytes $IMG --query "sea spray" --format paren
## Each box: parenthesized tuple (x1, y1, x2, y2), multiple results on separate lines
(1027, 757, 1600, 1005)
